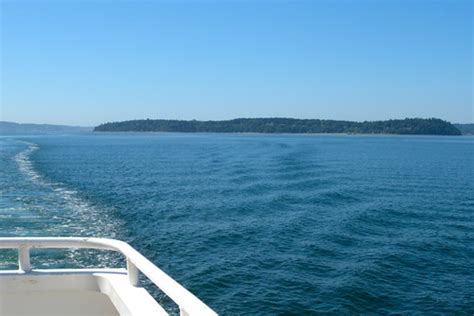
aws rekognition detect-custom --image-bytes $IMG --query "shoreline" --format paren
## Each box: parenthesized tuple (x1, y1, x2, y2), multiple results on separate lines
(91, 131, 470, 137)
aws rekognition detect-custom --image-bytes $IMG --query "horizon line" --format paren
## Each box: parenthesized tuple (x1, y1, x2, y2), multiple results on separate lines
(2, 117, 473, 128)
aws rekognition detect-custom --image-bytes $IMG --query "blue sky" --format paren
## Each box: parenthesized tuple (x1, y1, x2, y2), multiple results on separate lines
(0, 0, 472, 126)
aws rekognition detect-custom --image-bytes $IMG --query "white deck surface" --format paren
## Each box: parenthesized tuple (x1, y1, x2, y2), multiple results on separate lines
(1, 290, 119, 316)
(0, 269, 167, 316)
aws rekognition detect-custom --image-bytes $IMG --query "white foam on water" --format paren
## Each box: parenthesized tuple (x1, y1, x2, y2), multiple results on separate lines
(13, 140, 123, 239)
(14, 141, 43, 184)
(11, 140, 125, 266)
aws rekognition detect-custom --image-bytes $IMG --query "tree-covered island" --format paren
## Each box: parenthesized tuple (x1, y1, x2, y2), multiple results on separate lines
(94, 118, 461, 135)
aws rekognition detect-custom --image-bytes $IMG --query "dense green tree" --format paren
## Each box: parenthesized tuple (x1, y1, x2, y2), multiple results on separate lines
(453, 124, 474, 135)
(94, 118, 461, 135)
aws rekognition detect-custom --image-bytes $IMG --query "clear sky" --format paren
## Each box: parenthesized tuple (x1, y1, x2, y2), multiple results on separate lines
(0, 0, 472, 126)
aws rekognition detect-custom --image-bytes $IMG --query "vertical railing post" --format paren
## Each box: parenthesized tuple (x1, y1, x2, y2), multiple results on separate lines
(127, 257, 139, 286)
(18, 245, 31, 272)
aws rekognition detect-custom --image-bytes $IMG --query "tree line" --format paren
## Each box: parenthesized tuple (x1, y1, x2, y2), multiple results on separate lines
(94, 118, 461, 135)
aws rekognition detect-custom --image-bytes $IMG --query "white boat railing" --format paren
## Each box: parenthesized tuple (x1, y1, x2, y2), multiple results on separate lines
(0, 237, 217, 316)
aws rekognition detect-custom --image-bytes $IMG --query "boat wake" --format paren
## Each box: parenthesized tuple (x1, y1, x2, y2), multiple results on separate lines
(14, 141, 42, 184)
(14, 142, 85, 214)
(11, 140, 125, 267)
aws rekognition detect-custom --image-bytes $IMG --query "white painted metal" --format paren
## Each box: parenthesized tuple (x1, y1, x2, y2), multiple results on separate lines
(17, 245, 31, 272)
(0, 237, 217, 316)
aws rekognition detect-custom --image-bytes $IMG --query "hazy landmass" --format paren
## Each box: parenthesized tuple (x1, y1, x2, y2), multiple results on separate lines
(0, 121, 93, 135)
(453, 124, 474, 135)
(94, 118, 461, 135)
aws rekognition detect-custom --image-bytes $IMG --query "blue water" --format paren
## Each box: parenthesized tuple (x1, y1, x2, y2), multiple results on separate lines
(1, 134, 473, 314)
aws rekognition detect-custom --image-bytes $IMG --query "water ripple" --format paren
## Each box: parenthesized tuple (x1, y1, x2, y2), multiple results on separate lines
(0, 134, 473, 314)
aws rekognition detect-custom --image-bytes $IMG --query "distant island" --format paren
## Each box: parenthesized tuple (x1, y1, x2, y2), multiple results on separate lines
(453, 123, 474, 135)
(0, 121, 92, 135)
(94, 118, 462, 135)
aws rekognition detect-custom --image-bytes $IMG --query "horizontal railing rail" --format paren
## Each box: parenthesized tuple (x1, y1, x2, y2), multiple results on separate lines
(0, 237, 217, 316)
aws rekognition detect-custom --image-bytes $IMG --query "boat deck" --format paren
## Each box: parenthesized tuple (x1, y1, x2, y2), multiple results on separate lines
(0, 237, 217, 316)
(2, 290, 118, 316)
(0, 269, 167, 315)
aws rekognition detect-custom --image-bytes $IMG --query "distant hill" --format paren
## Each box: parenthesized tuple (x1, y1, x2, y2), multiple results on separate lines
(0, 121, 93, 135)
(95, 118, 461, 135)
(453, 124, 474, 135)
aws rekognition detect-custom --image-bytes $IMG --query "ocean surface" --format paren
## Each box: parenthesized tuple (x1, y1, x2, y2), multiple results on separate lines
(0, 133, 473, 314)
